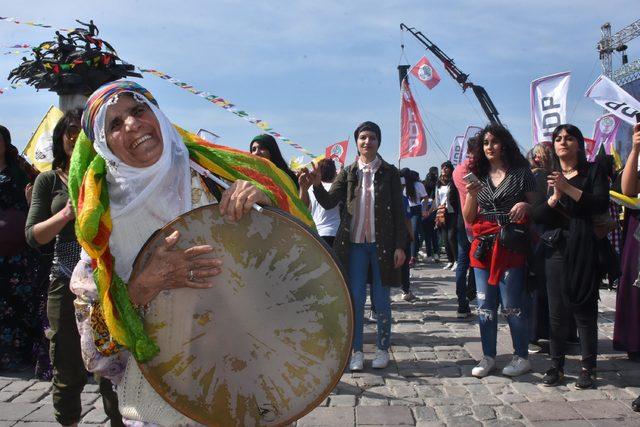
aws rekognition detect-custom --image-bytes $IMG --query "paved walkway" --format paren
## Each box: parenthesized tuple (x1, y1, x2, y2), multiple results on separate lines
(1, 261, 639, 426)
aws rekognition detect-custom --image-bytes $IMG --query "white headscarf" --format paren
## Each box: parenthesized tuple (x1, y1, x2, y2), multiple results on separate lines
(90, 93, 192, 281)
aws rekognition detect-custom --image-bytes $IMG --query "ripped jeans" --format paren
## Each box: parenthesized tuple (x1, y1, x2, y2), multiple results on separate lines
(349, 243, 392, 352)
(474, 267, 529, 359)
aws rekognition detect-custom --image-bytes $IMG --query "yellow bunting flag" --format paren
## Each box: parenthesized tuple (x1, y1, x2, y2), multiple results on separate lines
(22, 106, 64, 172)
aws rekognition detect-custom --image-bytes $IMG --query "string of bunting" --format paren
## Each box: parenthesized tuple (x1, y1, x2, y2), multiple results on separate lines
(0, 17, 318, 159)
(0, 82, 25, 94)
(0, 16, 74, 32)
(138, 68, 319, 159)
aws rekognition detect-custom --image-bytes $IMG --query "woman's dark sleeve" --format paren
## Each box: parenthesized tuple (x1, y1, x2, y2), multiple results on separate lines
(532, 197, 564, 226)
(313, 167, 348, 210)
(25, 172, 53, 248)
(571, 163, 610, 216)
(390, 167, 408, 251)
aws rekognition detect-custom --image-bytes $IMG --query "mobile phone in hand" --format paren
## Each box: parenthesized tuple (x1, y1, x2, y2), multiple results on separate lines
(463, 172, 480, 184)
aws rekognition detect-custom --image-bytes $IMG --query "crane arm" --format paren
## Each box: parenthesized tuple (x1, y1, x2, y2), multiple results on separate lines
(400, 23, 501, 125)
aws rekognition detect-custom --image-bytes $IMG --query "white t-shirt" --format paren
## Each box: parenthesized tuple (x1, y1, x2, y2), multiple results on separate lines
(404, 181, 427, 207)
(309, 182, 341, 237)
(435, 183, 454, 213)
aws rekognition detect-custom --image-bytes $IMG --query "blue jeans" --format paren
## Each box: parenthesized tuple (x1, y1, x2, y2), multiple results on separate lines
(349, 243, 391, 352)
(409, 206, 423, 258)
(455, 228, 470, 311)
(421, 212, 439, 256)
(474, 267, 528, 359)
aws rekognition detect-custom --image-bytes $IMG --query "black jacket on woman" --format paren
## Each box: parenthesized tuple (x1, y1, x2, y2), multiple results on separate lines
(532, 163, 610, 308)
(313, 158, 408, 287)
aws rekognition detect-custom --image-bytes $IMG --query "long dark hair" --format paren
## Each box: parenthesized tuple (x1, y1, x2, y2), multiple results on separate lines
(0, 124, 38, 183)
(469, 124, 528, 178)
(400, 168, 420, 203)
(1, 125, 18, 168)
(550, 124, 588, 173)
(249, 134, 298, 188)
(52, 109, 82, 171)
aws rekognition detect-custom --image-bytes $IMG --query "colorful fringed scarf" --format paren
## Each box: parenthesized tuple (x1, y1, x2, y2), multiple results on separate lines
(69, 90, 312, 362)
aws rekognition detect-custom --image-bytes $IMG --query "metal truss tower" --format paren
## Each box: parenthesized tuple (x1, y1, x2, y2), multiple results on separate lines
(597, 19, 640, 84)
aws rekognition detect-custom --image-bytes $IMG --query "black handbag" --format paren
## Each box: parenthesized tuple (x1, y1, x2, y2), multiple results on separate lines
(498, 222, 530, 254)
(540, 228, 563, 248)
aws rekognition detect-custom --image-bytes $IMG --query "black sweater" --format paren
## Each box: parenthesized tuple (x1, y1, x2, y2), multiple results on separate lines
(532, 163, 610, 231)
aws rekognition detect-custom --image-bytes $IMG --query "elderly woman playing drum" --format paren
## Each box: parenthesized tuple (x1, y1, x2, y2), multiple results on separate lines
(68, 81, 313, 425)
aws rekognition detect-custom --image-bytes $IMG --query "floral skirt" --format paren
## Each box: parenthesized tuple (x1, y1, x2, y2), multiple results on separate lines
(0, 248, 51, 377)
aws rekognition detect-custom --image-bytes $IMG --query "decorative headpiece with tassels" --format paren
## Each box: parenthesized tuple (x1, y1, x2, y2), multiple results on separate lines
(69, 81, 313, 362)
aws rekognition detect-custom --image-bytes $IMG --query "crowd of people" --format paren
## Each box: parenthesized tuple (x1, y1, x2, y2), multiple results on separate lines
(1, 78, 640, 424)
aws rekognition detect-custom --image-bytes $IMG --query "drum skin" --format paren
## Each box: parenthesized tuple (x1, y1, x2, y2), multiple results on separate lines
(130, 205, 353, 426)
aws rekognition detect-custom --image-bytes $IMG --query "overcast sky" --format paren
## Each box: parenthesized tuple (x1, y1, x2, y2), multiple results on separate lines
(1, 0, 638, 175)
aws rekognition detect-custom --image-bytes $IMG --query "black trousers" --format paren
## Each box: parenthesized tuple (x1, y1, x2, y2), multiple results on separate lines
(401, 240, 411, 293)
(440, 212, 458, 263)
(545, 245, 598, 370)
(48, 276, 123, 426)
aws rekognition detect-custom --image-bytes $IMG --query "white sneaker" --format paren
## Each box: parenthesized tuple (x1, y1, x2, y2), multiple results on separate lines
(450, 262, 458, 271)
(443, 262, 454, 270)
(502, 355, 531, 377)
(366, 310, 377, 323)
(471, 356, 495, 378)
(372, 349, 390, 369)
(349, 351, 364, 371)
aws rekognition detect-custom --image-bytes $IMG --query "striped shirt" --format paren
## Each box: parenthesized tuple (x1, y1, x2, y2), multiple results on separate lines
(350, 156, 382, 243)
(476, 166, 535, 224)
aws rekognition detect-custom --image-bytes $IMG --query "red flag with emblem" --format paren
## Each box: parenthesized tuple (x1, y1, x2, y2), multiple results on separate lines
(410, 56, 441, 90)
(399, 79, 428, 159)
(325, 140, 349, 165)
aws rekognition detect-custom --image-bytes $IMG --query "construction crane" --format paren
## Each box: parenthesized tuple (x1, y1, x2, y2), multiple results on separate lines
(400, 23, 502, 126)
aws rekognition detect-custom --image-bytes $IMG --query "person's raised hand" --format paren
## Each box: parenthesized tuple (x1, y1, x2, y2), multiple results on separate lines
(298, 167, 313, 191)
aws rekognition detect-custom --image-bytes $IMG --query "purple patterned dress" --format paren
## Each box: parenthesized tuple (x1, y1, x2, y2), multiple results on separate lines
(0, 166, 49, 375)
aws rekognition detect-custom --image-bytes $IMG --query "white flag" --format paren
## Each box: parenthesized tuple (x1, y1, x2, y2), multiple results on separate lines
(449, 135, 465, 166)
(531, 71, 571, 147)
(585, 75, 640, 125)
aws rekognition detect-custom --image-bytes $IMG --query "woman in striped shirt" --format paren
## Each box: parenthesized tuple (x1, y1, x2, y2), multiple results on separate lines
(463, 124, 536, 379)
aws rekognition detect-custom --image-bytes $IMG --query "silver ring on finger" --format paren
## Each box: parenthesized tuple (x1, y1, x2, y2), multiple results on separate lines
(188, 269, 195, 281)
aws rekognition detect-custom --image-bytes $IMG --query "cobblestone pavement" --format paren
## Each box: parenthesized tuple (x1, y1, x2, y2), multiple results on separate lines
(1, 260, 639, 426)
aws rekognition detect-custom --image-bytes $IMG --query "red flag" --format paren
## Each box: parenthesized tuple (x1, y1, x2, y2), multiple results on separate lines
(410, 56, 441, 90)
(399, 79, 427, 159)
(325, 140, 348, 165)
(584, 137, 597, 160)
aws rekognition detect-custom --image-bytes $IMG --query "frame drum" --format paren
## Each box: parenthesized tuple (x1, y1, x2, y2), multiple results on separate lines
(130, 205, 352, 426)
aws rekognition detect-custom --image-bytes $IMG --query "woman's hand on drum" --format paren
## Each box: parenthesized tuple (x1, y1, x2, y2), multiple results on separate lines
(129, 230, 223, 306)
(219, 180, 272, 221)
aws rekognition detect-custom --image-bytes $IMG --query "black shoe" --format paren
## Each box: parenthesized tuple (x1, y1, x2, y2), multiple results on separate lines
(632, 395, 640, 412)
(542, 367, 564, 386)
(575, 369, 596, 389)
